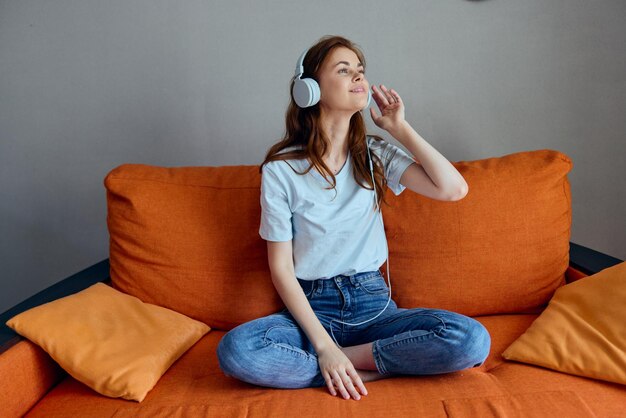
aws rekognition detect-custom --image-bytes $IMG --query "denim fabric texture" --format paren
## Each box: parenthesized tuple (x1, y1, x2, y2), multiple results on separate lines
(217, 270, 491, 389)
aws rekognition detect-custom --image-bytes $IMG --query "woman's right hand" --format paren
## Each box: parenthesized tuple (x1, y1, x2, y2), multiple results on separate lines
(317, 345, 368, 400)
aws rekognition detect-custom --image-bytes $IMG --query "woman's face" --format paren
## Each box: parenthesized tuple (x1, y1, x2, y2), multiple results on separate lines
(316, 46, 369, 115)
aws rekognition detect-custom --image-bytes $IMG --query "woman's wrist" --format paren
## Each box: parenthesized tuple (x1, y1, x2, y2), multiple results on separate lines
(313, 334, 340, 353)
(387, 120, 412, 142)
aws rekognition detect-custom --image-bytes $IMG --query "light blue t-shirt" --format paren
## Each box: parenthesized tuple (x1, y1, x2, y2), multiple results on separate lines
(259, 136, 415, 281)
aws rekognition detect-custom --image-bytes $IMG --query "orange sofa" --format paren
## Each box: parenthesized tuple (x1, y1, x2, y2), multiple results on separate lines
(1, 149, 625, 417)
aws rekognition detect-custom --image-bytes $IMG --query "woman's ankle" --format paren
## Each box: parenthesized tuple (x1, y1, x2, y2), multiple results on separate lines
(340, 343, 377, 370)
(356, 369, 394, 382)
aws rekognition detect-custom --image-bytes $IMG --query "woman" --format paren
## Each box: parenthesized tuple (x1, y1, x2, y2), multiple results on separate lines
(217, 35, 491, 401)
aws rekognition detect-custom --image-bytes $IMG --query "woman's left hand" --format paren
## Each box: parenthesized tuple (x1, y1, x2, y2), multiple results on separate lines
(369, 84, 406, 133)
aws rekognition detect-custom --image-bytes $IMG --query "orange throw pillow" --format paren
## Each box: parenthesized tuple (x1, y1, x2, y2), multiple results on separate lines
(6, 283, 210, 402)
(502, 261, 626, 385)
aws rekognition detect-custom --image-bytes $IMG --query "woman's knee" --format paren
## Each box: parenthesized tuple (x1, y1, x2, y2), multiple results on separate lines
(443, 314, 491, 370)
(216, 329, 238, 377)
(216, 325, 259, 378)
(466, 318, 491, 366)
(459, 317, 491, 368)
(216, 321, 324, 389)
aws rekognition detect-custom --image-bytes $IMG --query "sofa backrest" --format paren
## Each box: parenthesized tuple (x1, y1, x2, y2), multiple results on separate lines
(383, 149, 572, 316)
(104, 149, 572, 330)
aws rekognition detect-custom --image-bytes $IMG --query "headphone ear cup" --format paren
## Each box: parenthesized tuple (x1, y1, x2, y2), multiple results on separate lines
(293, 77, 320, 108)
(365, 89, 372, 109)
(307, 78, 320, 106)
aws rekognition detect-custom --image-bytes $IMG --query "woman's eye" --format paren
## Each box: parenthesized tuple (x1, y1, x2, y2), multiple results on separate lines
(338, 68, 365, 75)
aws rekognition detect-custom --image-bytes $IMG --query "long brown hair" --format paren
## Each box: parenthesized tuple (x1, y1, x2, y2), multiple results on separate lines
(259, 35, 390, 211)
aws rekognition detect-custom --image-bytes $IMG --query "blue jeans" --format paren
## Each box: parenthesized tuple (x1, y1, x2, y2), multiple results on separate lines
(216, 270, 491, 389)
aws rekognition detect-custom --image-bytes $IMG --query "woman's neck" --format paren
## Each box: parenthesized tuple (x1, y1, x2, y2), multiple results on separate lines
(319, 111, 352, 161)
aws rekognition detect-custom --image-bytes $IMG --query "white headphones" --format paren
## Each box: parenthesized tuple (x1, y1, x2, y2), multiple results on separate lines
(292, 48, 372, 109)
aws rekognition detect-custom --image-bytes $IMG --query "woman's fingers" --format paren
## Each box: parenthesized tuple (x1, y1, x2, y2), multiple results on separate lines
(323, 370, 337, 396)
(326, 367, 365, 400)
(380, 85, 394, 103)
(318, 348, 366, 400)
(390, 88, 402, 103)
(347, 367, 368, 397)
(369, 106, 379, 121)
(381, 85, 398, 103)
(340, 370, 361, 400)
(372, 85, 390, 107)
(373, 84, 402, 115)
(330, 369, 351, 399)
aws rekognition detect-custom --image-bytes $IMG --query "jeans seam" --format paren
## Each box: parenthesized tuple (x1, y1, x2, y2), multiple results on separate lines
(377, 329, 439, 351)
(372, 340, 388, 374)
(372, 313, 447, 330)
(371, 313, 448, 374)
(263, 326, 317, 361)
(268, 341, 317, 361)
(314, 279, 322, 296)
(354, 271, 379, 281)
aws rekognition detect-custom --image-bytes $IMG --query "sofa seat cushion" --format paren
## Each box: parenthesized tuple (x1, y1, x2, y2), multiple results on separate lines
(24, 332, 500, 418)
(488, 361, 626, 417)
(24, 315, 625, 418)
(441, 391, 595, 418)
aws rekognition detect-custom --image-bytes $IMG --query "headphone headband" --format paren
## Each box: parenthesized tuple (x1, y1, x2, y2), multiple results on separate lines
(294, 49, 308, 79)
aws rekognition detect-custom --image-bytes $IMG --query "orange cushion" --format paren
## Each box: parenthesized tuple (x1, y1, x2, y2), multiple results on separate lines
(502, 261, 626, 385)
(25, 324, 626, 417)
(442, 391, 595, 417)
(382, 149, 572, 316)
(104, 149, 572, 330)
(105, 164, 283, 331)
(6, 283, 209, 402)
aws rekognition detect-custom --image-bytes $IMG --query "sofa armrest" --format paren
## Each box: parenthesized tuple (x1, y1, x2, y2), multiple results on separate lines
(569, 241, 623, 276)
(0, 258, 111, 354)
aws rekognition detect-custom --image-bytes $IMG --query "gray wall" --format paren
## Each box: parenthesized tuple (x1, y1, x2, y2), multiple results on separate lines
(1, 0, 625, 313)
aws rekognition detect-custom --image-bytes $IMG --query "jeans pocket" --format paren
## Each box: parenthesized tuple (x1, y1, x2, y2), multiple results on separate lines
(359, 275, 389, 295)
(297, 279, 317, 298)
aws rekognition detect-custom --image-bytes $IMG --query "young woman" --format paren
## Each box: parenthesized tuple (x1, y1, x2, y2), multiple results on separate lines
(217, 35, 491, 401)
